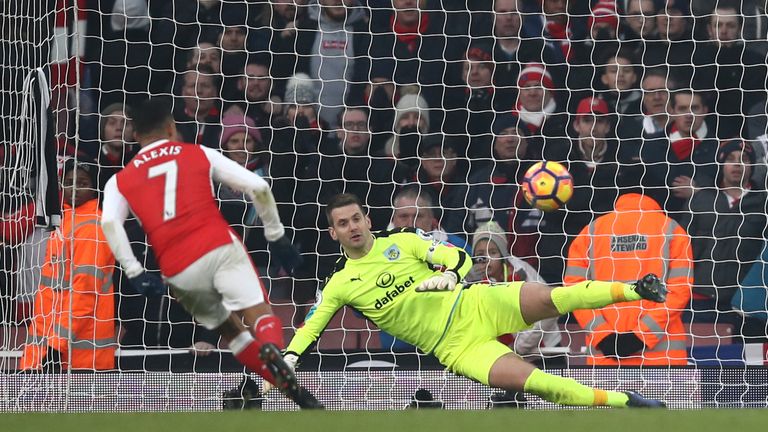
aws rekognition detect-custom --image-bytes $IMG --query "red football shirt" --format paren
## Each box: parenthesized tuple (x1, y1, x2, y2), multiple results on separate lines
(115, 140, 234, 276)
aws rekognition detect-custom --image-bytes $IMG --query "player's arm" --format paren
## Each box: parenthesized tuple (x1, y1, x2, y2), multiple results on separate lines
(101, 177, 142, 278)
(201, 147, 284, 240)
(396, 229, 472, 291)
(284, 278, 346, 357)
(202, 147, 301, 273)
(100, 177, 165, 296)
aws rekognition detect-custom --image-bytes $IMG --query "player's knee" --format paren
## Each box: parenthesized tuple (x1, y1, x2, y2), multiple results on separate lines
(521, 282, 553, 302)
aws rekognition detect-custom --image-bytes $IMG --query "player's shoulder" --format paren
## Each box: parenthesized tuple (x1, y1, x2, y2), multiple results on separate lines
(322, 255, 350, 289)
(375, 227, 434, 241)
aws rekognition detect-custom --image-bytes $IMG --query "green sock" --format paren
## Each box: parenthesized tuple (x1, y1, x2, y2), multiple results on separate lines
(550, 280, 641, 315)
(523, 368, 629, 408)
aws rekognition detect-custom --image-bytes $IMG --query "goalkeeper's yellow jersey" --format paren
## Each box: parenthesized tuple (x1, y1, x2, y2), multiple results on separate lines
(285, 228, 472, 356)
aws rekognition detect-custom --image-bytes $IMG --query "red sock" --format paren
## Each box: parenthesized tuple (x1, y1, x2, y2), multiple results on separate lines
(254, 314, 285, 349)
(233, 339, 277, 385)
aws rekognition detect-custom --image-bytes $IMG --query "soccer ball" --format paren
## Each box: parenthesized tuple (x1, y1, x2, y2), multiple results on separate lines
(522, 161, 573, 212)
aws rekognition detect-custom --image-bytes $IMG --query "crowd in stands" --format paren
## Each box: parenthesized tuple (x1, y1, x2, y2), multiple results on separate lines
(3, 0, 768, 361)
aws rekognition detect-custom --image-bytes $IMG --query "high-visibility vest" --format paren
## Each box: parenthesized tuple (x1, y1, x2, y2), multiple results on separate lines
(21, 199, 116, 370)
(564, 194, 692, 366)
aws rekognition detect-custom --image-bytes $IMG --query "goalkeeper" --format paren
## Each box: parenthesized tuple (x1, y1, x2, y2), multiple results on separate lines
(278, 193, 666, 408)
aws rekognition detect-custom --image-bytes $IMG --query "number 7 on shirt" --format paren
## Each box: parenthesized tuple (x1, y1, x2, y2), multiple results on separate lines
(148, 160, 178, 222)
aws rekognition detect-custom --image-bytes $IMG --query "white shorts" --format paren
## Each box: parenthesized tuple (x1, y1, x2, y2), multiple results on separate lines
(166, 237, 265, 329)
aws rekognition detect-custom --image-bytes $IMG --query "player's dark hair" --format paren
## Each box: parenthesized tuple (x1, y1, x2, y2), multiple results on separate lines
(325, 193, 366, 225)
(132, 98, 174, 137)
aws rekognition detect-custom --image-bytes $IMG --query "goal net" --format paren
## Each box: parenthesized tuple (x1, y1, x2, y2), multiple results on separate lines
(2, 0, 768, 411)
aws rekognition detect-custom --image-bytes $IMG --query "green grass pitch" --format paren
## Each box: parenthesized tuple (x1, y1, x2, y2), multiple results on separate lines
(5, 410, 768, 432)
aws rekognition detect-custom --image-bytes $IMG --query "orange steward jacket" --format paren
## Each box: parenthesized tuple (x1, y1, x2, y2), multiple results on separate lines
(564, 194, 692, 365)
(21, 199, 116, 370)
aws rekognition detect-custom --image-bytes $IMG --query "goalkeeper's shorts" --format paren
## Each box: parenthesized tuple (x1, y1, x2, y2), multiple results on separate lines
(433, 282, 530, 385)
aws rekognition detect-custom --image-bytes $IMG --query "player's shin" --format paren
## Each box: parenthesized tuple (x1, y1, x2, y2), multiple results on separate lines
(523, 369, 629, 408)
(550, 280, 641, 314)
(229, 331, 277, 385)
(253, 314, 285, 349)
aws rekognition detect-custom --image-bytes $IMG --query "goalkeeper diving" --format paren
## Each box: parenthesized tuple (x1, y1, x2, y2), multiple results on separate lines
(273, 193, 667, 408)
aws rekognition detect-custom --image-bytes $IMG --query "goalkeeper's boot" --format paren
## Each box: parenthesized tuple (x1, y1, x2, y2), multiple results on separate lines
(259, 343, 324, 409)
(632, 273, 667, 303)
(624, 391, 667, 408)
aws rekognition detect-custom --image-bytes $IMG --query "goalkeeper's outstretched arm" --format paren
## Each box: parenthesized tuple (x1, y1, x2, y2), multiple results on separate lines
(285, 286, 345, 357)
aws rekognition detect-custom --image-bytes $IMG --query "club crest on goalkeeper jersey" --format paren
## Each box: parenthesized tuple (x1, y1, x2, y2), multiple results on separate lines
(286, 228, 472, 356)
(114, 139, 235, 276)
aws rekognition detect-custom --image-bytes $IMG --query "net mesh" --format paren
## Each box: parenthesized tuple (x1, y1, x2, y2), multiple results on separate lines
(2, 0, 768, 411)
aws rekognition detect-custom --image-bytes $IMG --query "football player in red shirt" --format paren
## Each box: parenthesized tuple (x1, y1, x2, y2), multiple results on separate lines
(101, 98, 321, 409)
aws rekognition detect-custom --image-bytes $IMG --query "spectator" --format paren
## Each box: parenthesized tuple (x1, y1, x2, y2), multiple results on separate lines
(565, 97, 620, 233)
(490, 0, 564, 97)
(251, 0, 312, 81)
(539, 0, 575, 61)
(616, 67, 674, 198)
(643, 0, 694, 86)
(90, 0, 166, 109)
(636, 89, 720, 218)
(295, 0, 371, 128)
(268, 74, 328, 285)
(174, 67, 222, 148)
(185, 41, 222, 74)
(368, 0, 463, 121)
(570, 0, 621, 65)
(464, 115, 539, 266)
(598, 49, 642, 115)
(219, 115, 266, 173)
(465, 221, 562, 357)
(513, 64, 569, 162)
(320, 107, 406, 232)
(443, 41, 498, 159)
(692, 0, 767, 138)
(683, 140, 768, 314)
(635, 67, 674, 137)
(20, 161, 116, 371)
(564, 188, 692, 366)
(564, 1, 621, 112)
(162, 0, 252, 54)
(619, 0, 658, 53)
(389, 185, 467, 250)
(217, 115, 268, 257)
(409, 135, 469, 238)
(214, 22, 252, 104)
(223, 56, 282, 130)
(95, 103, 137, 190)
(382, 90, 430, 174)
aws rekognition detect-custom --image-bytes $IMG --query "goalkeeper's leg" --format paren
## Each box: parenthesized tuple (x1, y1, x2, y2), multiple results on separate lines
(518, 274, 666, 325)
(489, 353, 634, 408)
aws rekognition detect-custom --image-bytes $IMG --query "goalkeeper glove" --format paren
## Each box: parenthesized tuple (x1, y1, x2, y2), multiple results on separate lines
(262, 352, 298, 394)
(415, 271, 459, 292)
(269, 235, 303, 276)
(129, 271, 166, 297)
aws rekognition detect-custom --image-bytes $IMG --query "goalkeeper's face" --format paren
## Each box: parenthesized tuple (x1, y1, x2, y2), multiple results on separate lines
(329, 204, 373, 254)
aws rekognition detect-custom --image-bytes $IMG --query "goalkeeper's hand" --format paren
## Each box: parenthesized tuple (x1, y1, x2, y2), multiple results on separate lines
(415, 272, 458, 292)
(262, 352, 298, 394)
(129, 271, 166, 297)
